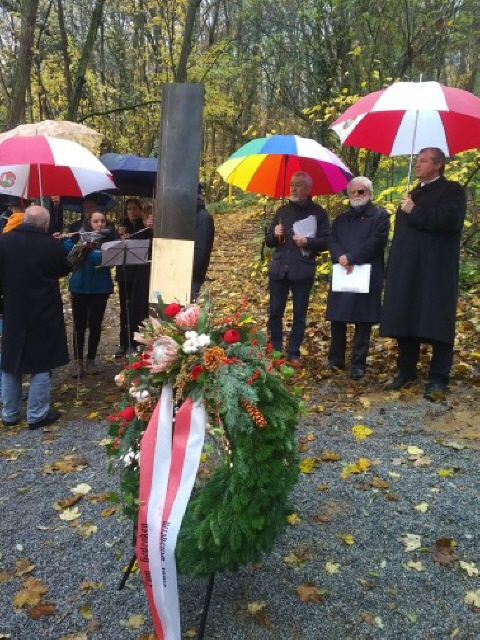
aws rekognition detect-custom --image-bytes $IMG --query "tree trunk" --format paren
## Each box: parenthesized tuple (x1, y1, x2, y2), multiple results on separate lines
(175, 0, 201, 82)
(65, 0, 105, 121)
(6, 0, 40, 129)
(57, 0, 72, 97)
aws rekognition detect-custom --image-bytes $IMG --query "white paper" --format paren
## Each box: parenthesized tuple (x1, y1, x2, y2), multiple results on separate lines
(101, 239, 150, 267)
(331, 263, 371, 293)
(292, 215, 317, 238)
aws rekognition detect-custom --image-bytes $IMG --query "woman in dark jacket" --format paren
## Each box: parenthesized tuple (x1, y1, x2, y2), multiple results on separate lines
(326, 177, 389, 379)
(64, 210, 115, 376)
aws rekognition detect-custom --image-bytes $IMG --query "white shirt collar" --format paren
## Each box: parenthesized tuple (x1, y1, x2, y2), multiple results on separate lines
(420, 175, 441, 187)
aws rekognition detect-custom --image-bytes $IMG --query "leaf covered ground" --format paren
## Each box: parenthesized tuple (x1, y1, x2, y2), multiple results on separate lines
(0, 209, 478, 639)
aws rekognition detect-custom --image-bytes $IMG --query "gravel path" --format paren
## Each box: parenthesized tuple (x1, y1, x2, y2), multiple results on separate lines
(0, 366, 478, 640)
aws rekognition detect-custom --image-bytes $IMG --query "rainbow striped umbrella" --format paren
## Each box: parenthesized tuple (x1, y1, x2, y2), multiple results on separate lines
(217, 135, 352, 198)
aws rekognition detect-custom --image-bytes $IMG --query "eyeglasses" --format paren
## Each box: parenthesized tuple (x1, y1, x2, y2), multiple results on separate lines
(349, 189, 366, 195)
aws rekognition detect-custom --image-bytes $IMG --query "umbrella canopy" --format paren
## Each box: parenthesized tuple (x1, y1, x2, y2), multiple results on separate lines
(0, 135, 116, 198)
(99, 153, 157, 196)
(331, 81, 480, 157)
(0, 120, 104, 155)
(217, 135, 353, 198)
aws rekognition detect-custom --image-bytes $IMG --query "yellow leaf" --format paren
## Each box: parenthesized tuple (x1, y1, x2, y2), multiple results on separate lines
(59, 506, 80, 521)
(414, 502, 429, 512)
(357, 458, 372, 472)
(286, 513, 302, 525)
(317, 483, 329, 491)
(437, 468, 454, 477)
(76, 522, 98, 538)
(79, 604, 93, 620)
(299, 458, 316, 473)
(13, 577, 48, 608)
(464, 590, 480, 608)
(87, 412, 99, 419)
(406, 446, 424, 455)
(122, 613, 145, 629)
(247, 600, 267, 614)
(401, 533, 422, 552)
(459, 561, 479, 577)
(325, 561, 340, 574)
(352, 425, 373, 440)
(403, 561, 425, 572)
(70, 483, 91, 495)
(339, 533, 355, 545)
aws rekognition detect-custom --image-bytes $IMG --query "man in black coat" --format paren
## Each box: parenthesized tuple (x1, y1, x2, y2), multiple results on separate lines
(191, 187, 215, 302)
(326, 177, 389, 379)
(265, 171, 330, 368)
(0, 205, 71, 429)
(380, 148, 467, 400)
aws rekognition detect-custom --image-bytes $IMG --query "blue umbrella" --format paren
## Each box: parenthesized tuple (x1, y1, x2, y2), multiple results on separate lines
(99, 153, 157, 196)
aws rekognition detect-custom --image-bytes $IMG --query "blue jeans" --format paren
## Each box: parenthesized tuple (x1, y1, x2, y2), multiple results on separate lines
(268, 278, 313, 359)
(1, 371, 51, 424)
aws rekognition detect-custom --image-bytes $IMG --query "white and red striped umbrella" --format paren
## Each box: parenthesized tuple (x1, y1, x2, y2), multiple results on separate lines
(331, 81, 480, 157)
(0, 135, 116, 198)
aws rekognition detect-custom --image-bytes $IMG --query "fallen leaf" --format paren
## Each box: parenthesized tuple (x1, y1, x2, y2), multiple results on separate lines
(296, 582, 327, 603)
(14, 558, 35, 576)
(87, 412, 99, 419)
(384, 492, 399, 501)
(286, 513, 302, 525)
(299, 458, 317, 473)
(43, 454, 88, 474)
(13, 577, 48, 608)
(464, 590, 480, 608)
(312, 514, 331, 524)
(247, 600, 266, 614)
(79, 604, 93, 620)
(406, 613, 418, 623)
(121, 614, 145, 629)
(56, 494, 82, 510)
(70, 483, 92, 495)
(59, 507, 80, 521)
(352, 425, 373, 440)
(401, 533, 422, 552)
(406, 446, 424, 455)
(100, 505, 120, 518)
(414, 502, 429, 512)
(411, 456, 432, 467)
(283, 546, 311, 568)
(369, 476, 390, 489)
(459, 561, 479, 577)
(79, 580, 104, 591)
(433, 538, 459, 567)
(325, 561, 340, 574)
(76, 522, 98, 538)
(338, 533, 355, 545)
(320, 451, 341, 462)
(403, 561, 426, 572)
(437, 468, 454, 477)
(317, 483, 330, 491)
(27, 603, 56, 619)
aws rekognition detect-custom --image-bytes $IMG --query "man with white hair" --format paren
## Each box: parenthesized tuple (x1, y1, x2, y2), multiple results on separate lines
(0, 205, 71, 429)
(265, 171, 330, 368)
(326, 177, 389, 378)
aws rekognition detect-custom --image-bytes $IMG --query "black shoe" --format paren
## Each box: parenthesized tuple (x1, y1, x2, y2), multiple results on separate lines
(350, 367, 365, 380)
(385, 373, 417, 390)
(328, 360, 345, 371)
(424, 382, 446, 402)
(114, 347, 126, 359)
(28, 410, 61, 431)
(2, 418, 20, 427)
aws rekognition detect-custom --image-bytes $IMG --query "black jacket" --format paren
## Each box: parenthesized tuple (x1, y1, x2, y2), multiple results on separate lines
(380, 176, 466, 344)
(326, 202, 389, 323)
(193, 203, 214, 286)
(265, 198, 330, 282)
(0, 224, 71, 374)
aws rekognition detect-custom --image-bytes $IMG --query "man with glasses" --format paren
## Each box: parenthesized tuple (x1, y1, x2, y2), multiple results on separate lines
(326, 177, 389, 379)
(265, 171, 330, 368)
(380, 148, 466, 400)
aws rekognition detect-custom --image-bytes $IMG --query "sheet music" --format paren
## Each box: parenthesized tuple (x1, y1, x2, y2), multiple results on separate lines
(101, 239, 150, 267)
(331, 263, 371, 293)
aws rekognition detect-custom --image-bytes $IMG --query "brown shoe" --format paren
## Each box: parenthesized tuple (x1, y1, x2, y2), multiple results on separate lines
(288, 359, 303, 369)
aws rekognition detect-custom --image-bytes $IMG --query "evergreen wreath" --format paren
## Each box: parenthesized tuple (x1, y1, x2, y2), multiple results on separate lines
(106, 298, 301, 576)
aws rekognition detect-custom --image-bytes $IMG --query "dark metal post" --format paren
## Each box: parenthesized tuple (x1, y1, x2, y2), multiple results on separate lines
(197, 574, 215, 639)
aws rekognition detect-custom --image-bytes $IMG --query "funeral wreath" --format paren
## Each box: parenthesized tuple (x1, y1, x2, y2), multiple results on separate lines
(106, 298, 301, 576)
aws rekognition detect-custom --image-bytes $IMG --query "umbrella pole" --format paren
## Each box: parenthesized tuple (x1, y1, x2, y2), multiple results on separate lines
(37, 163, 44, 203)
(406, 111, 419, 191)
(281, 154, 289, 204)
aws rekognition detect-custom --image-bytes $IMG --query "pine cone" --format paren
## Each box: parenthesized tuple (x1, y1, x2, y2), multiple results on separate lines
(203, 346, 227, 371)
(134, 397, 157, 422)
(240, 399, 267, 428)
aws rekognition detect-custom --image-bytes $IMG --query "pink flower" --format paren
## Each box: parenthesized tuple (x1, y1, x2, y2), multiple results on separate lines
(164, 302, 181, 318)
(119, 407, 135, 421)
(174, 304, 200, 329)
(190, 365, 203, 380)
(223, 329, 240, 343)
(144, 336, 179, 373)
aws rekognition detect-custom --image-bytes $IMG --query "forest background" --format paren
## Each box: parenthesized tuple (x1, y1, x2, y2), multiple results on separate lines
(0, 0, 479, 280)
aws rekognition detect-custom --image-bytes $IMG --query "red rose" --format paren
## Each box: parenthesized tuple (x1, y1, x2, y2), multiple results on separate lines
(191, 365, 203, 380)
(164, 302, 181, 317)
(223, 329, 240, 343)
(119, 406, 136, 422)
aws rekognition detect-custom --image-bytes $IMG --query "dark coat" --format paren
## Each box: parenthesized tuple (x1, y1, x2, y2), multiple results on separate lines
(380, 176, 466, 345)
(0, 223, 71, 374)
(326, 202, 390, 323)
(193, 203, 215, 286)
(265, 198, 330, 283)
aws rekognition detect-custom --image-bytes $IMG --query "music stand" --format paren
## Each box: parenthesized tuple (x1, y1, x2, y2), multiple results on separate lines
(102, 239, 151, 354)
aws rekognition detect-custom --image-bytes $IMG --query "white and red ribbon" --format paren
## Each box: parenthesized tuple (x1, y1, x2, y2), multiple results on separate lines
(136, 382, 206, 639)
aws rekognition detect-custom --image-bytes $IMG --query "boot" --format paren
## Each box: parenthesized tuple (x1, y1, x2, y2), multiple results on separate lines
(85, 359, 100, 375)
(71, 360, 83, 379)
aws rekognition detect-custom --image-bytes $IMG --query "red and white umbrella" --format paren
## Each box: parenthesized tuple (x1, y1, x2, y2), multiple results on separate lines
(0, 135, 116, 198)
(331, 81, 480, 157)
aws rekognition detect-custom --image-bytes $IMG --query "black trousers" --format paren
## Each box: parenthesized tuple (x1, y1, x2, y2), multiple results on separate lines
(396, 337, 453, 385)
(71, 293, 110, 360)
(118, 279, 135, 349)
(329, 321, 372, 369)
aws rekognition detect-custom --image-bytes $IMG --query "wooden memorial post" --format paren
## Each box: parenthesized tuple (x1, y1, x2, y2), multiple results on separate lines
(150, 83, 205, 306)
